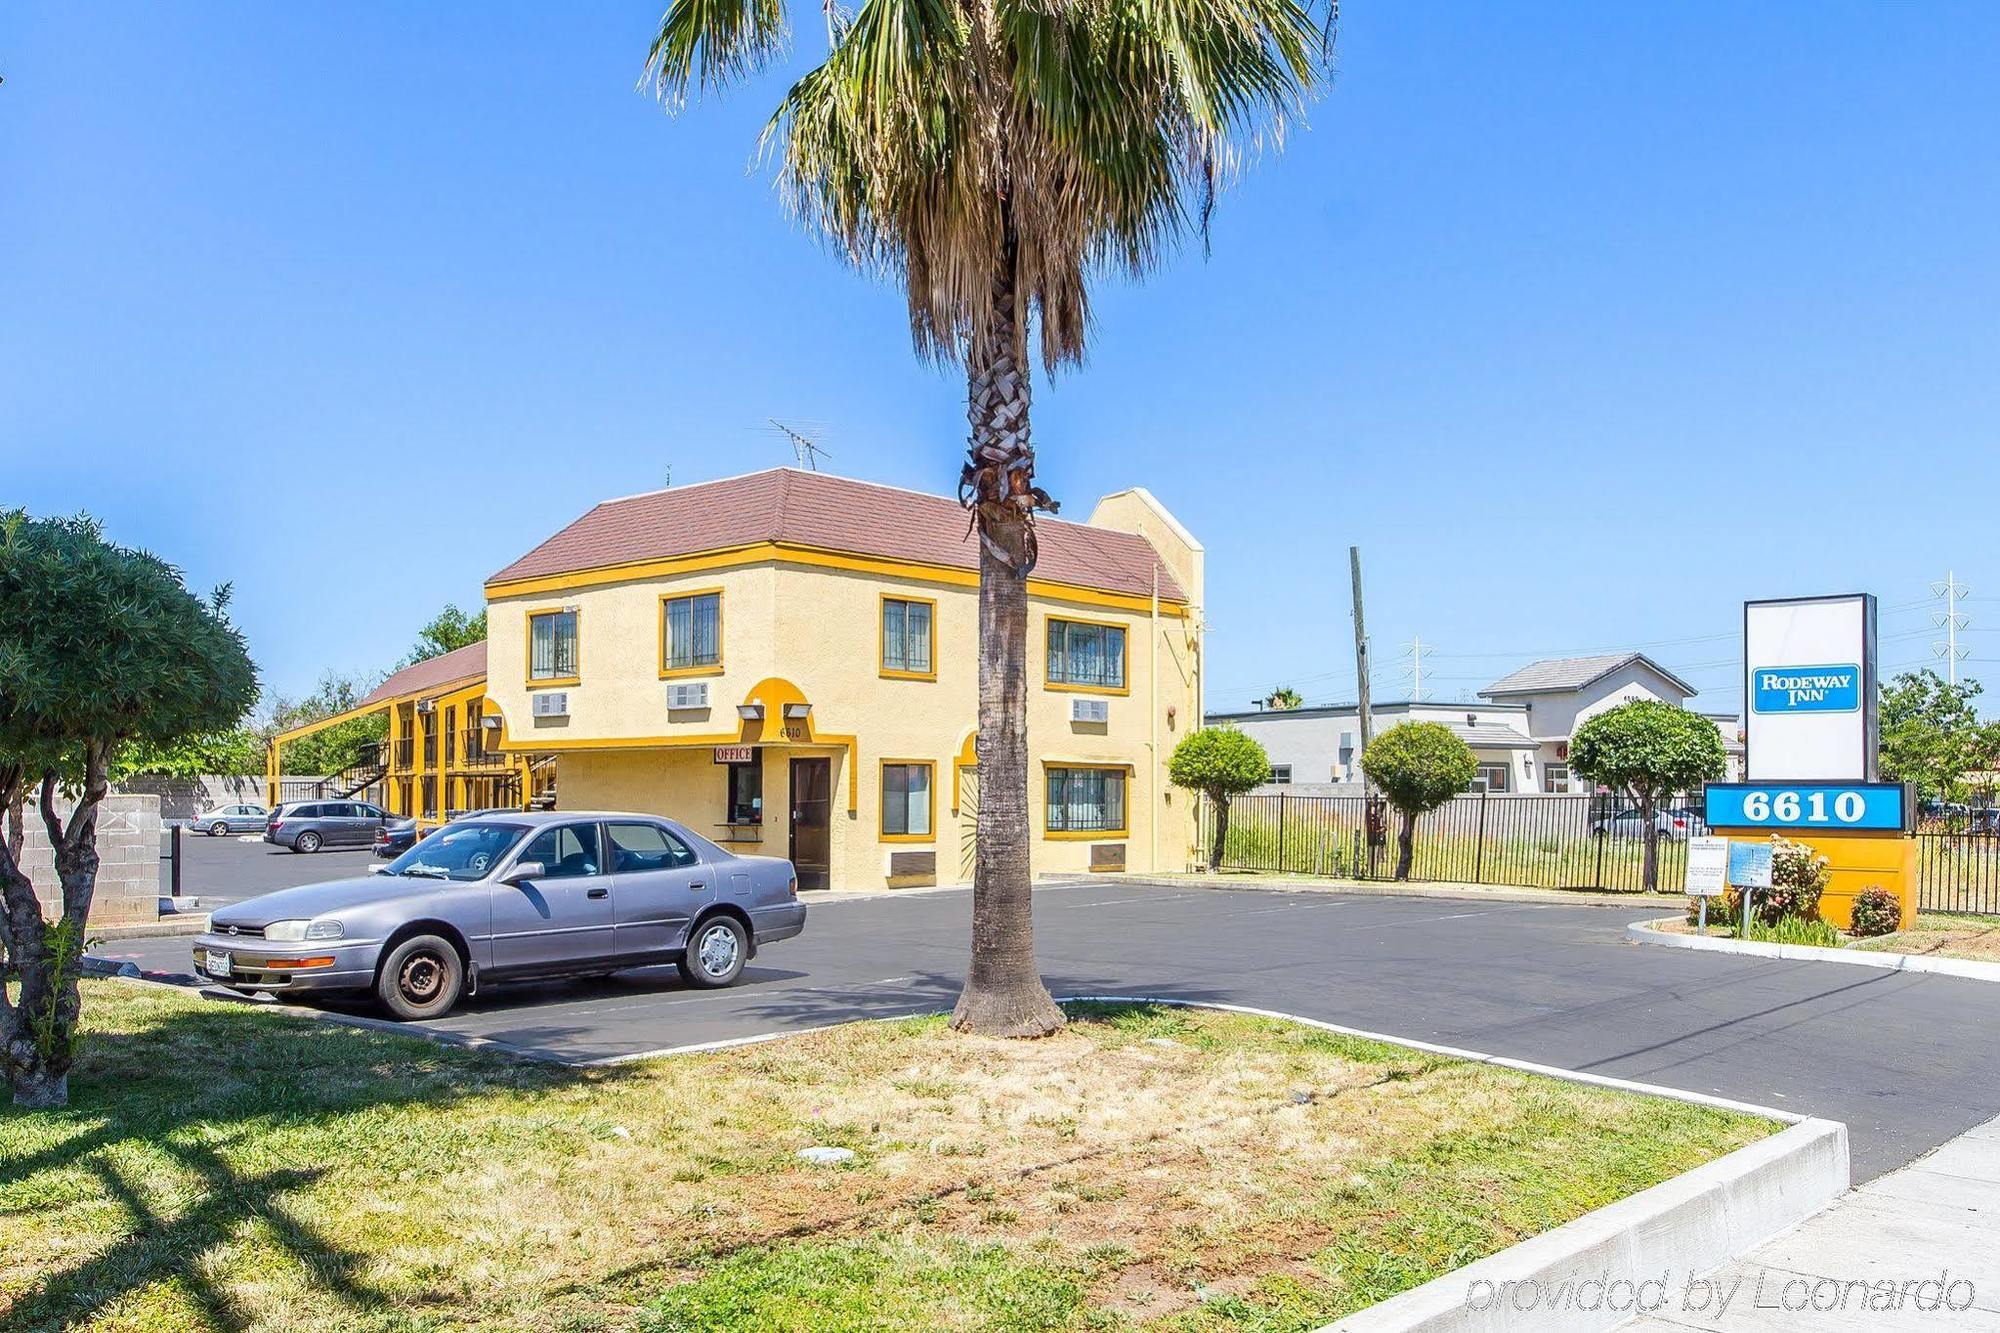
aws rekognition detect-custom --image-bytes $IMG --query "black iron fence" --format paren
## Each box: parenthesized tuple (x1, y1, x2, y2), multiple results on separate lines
(1195, 790, 1706, 893)
(1916, 829, 2000, 915)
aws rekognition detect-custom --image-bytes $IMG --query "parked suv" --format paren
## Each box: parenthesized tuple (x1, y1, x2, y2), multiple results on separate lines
(266, 801, 391, 853)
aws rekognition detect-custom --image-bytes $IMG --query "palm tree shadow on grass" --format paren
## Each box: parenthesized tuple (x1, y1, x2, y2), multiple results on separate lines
(2, 989, 620, 1330)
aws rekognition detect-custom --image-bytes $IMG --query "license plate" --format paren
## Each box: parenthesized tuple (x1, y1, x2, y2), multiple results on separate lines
(205, 949, 232, 978)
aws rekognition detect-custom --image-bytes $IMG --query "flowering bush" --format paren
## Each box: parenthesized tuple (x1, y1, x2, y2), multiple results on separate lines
(1756, 836, 1829, 925)
(1849, 886, 1902, 938)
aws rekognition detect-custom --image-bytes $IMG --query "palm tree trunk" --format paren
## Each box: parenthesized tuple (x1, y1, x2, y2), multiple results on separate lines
(950, 240, 1064, 1039)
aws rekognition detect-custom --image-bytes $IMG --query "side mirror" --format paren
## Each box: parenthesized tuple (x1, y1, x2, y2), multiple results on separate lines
(504, 860, 546, 886)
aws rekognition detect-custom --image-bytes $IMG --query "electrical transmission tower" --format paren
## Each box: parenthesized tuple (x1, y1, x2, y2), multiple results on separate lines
(1402, 635, 1431, 700)
(1933, 570, 1971, 685)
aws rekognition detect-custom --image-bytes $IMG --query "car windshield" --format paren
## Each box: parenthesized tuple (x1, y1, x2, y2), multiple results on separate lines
(385, 821, 527, 881)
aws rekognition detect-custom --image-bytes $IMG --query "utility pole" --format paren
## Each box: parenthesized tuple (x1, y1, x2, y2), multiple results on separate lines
(1350, 547, 1374, 772)
(1403, 635, 1430, 700)
(1933, 570, 1971, 685)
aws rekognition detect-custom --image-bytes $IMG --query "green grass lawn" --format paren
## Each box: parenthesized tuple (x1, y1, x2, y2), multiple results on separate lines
(2, 982, 1778, 1332)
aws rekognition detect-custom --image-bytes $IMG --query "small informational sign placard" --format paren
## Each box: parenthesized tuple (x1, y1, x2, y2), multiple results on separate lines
(713, 745, 755, 765)
(1727, 840, 1774, 889)
(1686, 837, 1729, 898)
(1744, 594, 1877, 781)
(1704, 781, 1910, 833)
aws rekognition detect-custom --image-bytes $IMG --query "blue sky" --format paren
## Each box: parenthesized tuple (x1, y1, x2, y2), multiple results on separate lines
(7, 3, 1999, 715)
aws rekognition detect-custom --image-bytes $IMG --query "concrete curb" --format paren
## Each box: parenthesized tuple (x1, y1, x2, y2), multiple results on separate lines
(1102, 872, 1685, 911)
(89, 914, 212, 940)
(1321, 1118, 1850, 1333)
(1627, 916, 2000, 984)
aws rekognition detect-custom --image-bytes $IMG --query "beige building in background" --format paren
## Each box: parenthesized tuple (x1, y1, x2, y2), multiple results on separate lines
(479, 468, 1203, 891)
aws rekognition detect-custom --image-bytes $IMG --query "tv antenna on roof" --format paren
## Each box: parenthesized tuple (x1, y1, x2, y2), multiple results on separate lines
(769, 419, 832, 472)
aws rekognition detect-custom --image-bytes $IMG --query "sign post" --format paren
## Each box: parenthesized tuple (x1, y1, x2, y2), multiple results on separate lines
(1703, 594, 1916, 931)
(1727, 839, 1774, 937)
(1686, 836, 1728, 932)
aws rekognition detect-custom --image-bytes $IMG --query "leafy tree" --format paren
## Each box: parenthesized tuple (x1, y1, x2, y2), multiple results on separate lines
(1265, 687, 1303, 710)
(1568, 699, 1725, 891)
(646, 0, 1338, 1035)
(1879, 669, 1997, 805)
(1360, 722, 1477, 881)
(1169, 727, 1271, 871)
(113, 727, 264, 779)
(265, 672, 387, 777)
(0, 512, 257, 1107)
(399, 603, 487, 670)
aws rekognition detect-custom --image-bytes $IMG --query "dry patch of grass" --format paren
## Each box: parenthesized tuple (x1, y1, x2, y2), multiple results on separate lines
(1850, 911, 2000, 962)
(1, 983, 1775, 1331)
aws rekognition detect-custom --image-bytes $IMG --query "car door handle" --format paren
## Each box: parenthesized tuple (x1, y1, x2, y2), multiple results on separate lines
(689, 882, 705, 890)
(586, 887, 609, 899)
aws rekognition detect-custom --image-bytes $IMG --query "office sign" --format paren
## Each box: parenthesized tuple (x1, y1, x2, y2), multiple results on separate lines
(713, 745, 755, 764)
(1704, 781, 1911, 833)
(1743, 595, 1877, 780)
(1727, 840, 1773, 889)
(1686, 837, 1729, 898)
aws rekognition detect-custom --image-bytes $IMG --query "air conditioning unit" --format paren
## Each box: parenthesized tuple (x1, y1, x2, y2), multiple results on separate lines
(531, 691, 569, 719)
(1071, 698, 1109, 724)
(666, 681, 710, 710)
(415, 699, 436, 715)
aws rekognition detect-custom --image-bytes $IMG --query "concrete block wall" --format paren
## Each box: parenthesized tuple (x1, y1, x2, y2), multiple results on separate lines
(114, 774, 264, 823)
(15, 793, 160, 927)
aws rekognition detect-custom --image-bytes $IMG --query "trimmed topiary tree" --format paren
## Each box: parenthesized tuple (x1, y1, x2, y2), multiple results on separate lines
(1360, 722, 1477, 881)
(0, 511, 257, 1107)
(1169, 727, 1271, 871)
(1568, 700, 1727, 892)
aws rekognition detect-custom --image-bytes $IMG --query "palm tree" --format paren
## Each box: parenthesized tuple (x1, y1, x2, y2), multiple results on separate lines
(647, 0, 1337, 1035)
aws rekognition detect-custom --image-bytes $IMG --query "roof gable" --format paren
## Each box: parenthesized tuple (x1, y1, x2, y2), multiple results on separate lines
(487, 468, 1186, 602)
(1479, 652, 1697, 700)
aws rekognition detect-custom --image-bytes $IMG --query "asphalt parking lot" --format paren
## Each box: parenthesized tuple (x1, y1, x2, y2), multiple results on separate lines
(92, 877, 2000, 1181)
(159, 829, 377, 906)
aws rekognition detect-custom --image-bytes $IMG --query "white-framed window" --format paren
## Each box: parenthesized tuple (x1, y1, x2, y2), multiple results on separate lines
(1269, 765, 1292, 784)
(1471, 762, 1511, 793)
(1046, 767, 1126, 834)
(1543, 764, 1571, 794)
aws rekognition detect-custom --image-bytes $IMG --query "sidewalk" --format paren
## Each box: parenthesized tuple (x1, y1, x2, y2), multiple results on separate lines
(1104, 870, 1686, 911)
(1623, 1114, 2000, 1329)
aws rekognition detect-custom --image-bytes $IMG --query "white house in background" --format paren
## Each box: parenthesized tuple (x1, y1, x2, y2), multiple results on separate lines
(1204, 699, 1541, 793)
(1210, 651, 1744, 794)
(1476, 652, 1700, 791)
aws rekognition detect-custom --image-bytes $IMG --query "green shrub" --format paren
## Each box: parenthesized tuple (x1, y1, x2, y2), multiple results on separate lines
(1746, 915, 1844, 949)
(1849, 886, 1902, 938)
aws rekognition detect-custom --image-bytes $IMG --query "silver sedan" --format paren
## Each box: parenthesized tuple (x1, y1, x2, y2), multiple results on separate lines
(191, 811, 806, 1019)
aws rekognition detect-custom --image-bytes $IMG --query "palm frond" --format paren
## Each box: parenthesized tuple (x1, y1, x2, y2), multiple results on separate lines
(646, 0, 793, 108)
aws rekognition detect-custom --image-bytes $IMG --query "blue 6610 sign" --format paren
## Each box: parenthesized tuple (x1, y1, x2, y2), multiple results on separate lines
(1704, 782, 1912, 833)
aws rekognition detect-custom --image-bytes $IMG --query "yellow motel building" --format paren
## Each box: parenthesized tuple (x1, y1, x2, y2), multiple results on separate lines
(272, 468, 1204, 891)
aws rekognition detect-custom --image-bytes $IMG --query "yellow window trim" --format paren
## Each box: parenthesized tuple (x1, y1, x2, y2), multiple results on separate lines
(658, 587, 726, 679)
(1041, 761, 1132, 840)
(878, 592, 938, 681)
(485, 539, 1190, 619)
(1044, 614, 1132, 697)
(879, 758, 938, 843)
(525, 606, 581, 688)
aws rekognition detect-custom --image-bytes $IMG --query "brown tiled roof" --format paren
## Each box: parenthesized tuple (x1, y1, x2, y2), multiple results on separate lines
(487, 469, 1187, 602)
(360, 641, 488, 707)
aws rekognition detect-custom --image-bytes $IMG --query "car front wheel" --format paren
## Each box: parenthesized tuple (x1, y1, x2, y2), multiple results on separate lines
(678, 917, 747, 988)
(376, 934, 465, 1020)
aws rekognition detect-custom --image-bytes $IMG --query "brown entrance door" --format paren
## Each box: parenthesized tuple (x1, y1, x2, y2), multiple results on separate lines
(788, 757, 832, 891)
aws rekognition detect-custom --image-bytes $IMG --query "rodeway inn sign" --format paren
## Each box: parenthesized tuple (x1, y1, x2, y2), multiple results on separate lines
(1752, 664, 1861, 713)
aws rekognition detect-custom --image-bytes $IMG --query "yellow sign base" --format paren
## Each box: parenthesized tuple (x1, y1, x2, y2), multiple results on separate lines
(1708, 826, 1916, 931)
